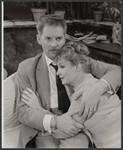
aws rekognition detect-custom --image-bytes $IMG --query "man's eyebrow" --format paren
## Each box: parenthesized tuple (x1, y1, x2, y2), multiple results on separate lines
(45, 36, 51, 38)
(56, 36, 63, 38)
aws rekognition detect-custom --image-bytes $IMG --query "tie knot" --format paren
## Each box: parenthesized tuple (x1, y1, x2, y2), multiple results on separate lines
(51, 63, 58, 72)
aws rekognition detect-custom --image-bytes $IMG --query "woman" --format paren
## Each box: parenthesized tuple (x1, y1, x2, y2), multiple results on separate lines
(22, 42, 121, 148)
(3, 74, 41, 148)
(56, 42, 121, 148)
(3, 74, 21, 148)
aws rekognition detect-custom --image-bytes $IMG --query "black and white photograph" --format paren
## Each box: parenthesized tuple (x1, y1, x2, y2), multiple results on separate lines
(2, 1, 121, 148)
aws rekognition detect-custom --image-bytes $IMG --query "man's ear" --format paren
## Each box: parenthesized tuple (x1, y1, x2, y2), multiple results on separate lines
(36, 34, 42, 45)
(64, 34, 67, 43)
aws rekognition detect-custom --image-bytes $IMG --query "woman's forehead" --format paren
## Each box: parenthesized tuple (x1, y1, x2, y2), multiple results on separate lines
(57, 56, 72, 67)
(56, 55, 65, 64)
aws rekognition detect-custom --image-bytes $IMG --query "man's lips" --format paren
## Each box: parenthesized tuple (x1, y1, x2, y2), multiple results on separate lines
(50, 49, 59, 52)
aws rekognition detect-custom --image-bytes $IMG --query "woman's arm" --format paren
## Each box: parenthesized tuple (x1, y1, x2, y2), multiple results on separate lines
(22, 88, 84, 139)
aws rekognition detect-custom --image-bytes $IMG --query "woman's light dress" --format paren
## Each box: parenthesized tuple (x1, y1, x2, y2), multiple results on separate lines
(3, 75, 21, 148)
(69, 73, 121, 148)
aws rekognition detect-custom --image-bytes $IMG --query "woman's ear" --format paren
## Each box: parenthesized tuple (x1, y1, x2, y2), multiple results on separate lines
(76, 63, 82, 72)
(36, 34, 42, 45)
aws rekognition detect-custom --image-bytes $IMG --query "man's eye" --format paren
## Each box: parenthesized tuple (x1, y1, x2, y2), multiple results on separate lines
(56, 37, 62, 41)
(46, 37, 51, 40)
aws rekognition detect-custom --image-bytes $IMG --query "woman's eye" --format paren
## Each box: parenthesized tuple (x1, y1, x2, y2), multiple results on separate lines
(60, 65, 65, 68)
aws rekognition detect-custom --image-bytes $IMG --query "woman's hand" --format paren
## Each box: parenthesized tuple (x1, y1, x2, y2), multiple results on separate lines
(57, 110, 84, 137)
(73, 80, 108, 122)
(21, 87, 41, 109)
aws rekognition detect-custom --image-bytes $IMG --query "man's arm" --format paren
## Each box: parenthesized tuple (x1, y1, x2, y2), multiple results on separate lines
(90, 58, 121, 92)
(73, 58, 121, 120)
(15, 62, 52, 132)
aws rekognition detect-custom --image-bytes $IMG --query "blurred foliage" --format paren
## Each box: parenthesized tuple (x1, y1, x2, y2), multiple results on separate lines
(32, 2, 46, 8)
(91, 2, 108, 11)
(4, 28, 41, 76)
(91, 2, 121, 23)
(54, 2, 66, 11)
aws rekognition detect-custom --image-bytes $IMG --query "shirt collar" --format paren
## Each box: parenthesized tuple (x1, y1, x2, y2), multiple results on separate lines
(44, 54, 53, 67)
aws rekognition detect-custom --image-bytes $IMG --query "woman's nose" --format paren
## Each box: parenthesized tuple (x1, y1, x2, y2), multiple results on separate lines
(56, 68, 60, 76)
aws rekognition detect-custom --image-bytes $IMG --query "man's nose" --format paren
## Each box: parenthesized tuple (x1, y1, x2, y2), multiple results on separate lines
(50, 40, 57, 47)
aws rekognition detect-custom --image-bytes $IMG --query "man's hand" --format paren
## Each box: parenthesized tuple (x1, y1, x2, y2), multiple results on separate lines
(57, 110, 84, 137)
(73, 80, 108, 122)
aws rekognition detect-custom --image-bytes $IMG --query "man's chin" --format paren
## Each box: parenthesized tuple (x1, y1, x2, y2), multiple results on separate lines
(48, 54, 58, 60)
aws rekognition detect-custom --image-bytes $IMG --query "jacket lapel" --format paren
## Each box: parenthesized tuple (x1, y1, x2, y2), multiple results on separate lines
(36, 54, 51, 110)
(26, 53, 42, 93)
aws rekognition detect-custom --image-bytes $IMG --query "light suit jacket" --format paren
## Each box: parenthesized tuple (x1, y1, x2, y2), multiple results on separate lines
(15, 53, 121, 148)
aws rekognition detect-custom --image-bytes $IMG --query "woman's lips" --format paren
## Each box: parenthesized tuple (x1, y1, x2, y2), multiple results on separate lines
(59, 77, 64, 81)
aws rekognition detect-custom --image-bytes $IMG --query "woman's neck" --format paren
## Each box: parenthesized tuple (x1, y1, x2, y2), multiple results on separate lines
(73, 72, 89, 90)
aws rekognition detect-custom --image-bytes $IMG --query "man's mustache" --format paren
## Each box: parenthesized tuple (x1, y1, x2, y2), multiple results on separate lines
(50, 49, 60, 53)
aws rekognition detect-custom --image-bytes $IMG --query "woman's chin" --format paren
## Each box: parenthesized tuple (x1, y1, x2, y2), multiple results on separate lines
(62, 80, 68, 85)
(61, 80, 65, 85)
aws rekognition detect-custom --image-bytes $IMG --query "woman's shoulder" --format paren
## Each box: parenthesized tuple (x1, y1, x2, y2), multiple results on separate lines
(75, 73, 98, 92)
(4, 76, 21, 130)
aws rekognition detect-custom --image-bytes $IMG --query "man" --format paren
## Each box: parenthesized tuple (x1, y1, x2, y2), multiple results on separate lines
(15, 14, 121, 148)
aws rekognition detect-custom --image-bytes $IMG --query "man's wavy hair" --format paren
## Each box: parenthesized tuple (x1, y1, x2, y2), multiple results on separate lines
(57, 42, 91, 73)
(36, 14, 67, 35)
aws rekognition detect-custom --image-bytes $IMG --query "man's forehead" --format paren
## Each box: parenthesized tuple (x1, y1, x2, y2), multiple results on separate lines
(43, 25, 64, 32)
(42, 30, 65, 38)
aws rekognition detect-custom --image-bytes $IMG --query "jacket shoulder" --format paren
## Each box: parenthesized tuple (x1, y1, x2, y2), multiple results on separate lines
(19, 53, 42, 68)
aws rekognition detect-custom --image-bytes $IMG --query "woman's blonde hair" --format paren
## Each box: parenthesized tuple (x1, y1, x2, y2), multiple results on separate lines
(57, 42, 91, 73)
